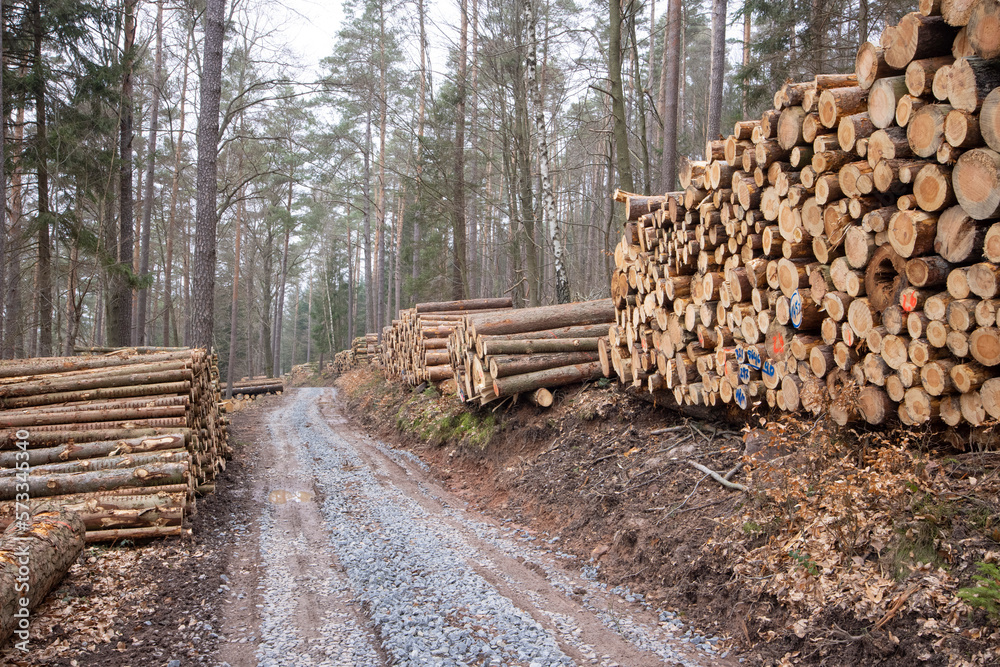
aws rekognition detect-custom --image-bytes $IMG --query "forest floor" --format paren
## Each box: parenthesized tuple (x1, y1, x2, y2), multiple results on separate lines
(335, 366, 1000, 666)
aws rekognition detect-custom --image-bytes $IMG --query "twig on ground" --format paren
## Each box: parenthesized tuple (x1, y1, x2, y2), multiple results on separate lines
(650, 424, 689, 436)
(724, 461, 746, 481)
(687, 461, 749, 491)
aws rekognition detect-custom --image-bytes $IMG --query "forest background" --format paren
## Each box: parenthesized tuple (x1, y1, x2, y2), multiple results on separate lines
(0, 0, 915, 384)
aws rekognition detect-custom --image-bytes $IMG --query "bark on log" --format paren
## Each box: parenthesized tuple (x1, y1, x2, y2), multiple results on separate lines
(492, 361, 604, 399)
(0, 504, 85, 646)
(0, 462, 190, 501)
(467, 300, 614, 337)
(489, 351, 601, 378)
(948, 56, 1000, 111)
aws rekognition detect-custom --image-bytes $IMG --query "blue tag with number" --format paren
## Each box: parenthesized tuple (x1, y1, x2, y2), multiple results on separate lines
(790, 290, 804, 329)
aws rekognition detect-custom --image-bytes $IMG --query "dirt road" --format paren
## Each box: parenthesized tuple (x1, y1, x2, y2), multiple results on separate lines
(215, 388, 732, 666)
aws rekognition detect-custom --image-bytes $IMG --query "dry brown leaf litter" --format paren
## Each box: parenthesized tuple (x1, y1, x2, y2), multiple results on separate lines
(717, 417, 1000, 665)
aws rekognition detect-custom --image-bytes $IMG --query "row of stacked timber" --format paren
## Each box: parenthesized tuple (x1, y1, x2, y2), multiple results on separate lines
(606, 0, 1000, 429)
(381, 298, 515, 385)
(448, 299, 616, 406)
(0, 348, 229, 541)
(222, 377, 284, 397)
(352, 333, 380, 362)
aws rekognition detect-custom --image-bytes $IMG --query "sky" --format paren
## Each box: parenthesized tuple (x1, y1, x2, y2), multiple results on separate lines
(274, 0, 462, 83)
(275, 0, 347, 77)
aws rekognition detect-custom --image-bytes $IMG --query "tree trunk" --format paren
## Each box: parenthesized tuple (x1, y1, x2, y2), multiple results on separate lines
(628, 7, 651, 194)
(0, 3, 5, 357)
(109, 0, 138, 348)
(163, 27, 191, 348)
(191, 0, 226, 349)
(136, 0, 164, 345)
(452, 0, 469, 301)
(411, 0, 428, 296)
(609, 0, 634, 192)
(660, 0, 681, 190)
(363, 107, 373, 334)
(706, 0, 727, 143)
(226, 186, 243, 399)
(525, 0, 569, 304)
(31, 0, 52, 356)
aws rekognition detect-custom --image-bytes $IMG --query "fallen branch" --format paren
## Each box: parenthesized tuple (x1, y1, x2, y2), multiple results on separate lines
(650, 424, 689, 436)
(687, 461, 749, 492)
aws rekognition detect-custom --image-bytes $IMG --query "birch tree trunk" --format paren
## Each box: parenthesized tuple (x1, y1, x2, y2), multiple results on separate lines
(525, 0, 569, 303)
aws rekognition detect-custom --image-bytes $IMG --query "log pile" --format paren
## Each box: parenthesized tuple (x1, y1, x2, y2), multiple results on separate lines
(447, 300, 615, 406)
(607, 2, 1000, 430)
(381, 298, 514, 385)
(332, 334, 383, 374)
(222, 377, 284, 398)
(0, 348, 229, 540)
(352, 333, 380, 362)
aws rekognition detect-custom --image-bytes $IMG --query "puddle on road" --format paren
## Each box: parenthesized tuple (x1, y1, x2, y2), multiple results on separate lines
(268, 489, 315, 504)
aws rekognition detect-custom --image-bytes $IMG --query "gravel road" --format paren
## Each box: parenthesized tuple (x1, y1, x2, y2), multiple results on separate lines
(217, 388, 733, 667)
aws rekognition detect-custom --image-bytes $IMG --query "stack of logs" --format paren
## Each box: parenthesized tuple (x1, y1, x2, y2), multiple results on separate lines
(332, 335, 381, 374)
(0, 348, 229, 541)
(607, 0, 1000, 429)
(381, 298, 514, 385)
(222, 377, 285, 398)
(352, 333, 380, 362)
(448, 300, 616, 406)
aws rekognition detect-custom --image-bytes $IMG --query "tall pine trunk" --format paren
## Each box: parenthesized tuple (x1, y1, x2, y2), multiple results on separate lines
(226, 186, 243, 398)
(136, 0, 163, 345)
(609, 0, 634, 192)
(163, 28, 191, 347)
(363, 108, 373, 335)
(108, 0, 137, 347)
(31, 0, 52, 356)
(190, 0, 225, 349)
(452, 0, 469, 301)
(660, 0, 681, 191)
(376, 0, 388, 334)
(706, 0, 727, 143)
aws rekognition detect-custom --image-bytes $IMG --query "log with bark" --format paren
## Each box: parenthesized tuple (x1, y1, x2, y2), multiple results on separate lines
(0, 504, 85, 646)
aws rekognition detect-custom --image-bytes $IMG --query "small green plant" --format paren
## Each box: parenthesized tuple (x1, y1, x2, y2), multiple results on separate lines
(594, 377, 611, 388)
(742, 521, 763, 535)
(789, 549, 820, 576)
(957, 562, 1000, 620)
